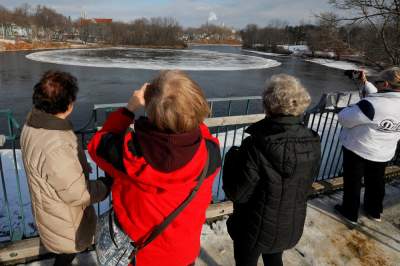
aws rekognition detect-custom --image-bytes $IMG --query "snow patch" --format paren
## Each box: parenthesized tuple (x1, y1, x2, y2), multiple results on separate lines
(306, 58, 375, 74)
(278, 44, 310, 54)
(242, 49, 286, 57)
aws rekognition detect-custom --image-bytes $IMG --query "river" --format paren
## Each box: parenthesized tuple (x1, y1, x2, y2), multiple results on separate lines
(0, 45, 357, 128)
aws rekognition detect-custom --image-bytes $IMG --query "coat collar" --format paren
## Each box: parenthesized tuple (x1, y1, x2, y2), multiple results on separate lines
(134, 117, 202, 172)
(26, 108, 73, 131)
(245, 115, 303, 135)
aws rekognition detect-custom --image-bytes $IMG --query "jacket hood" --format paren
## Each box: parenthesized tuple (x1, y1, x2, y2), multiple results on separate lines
(26, 108, 73, 131)
(134, 117, 202, 173)
(245, 116, 310, 178)
(245, 116, 303, 136)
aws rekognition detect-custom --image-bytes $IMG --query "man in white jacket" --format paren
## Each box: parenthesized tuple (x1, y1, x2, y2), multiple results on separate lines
(335, 67, 400, 224)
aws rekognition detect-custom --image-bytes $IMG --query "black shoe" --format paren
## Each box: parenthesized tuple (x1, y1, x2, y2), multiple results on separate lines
(334, 204, 358, 226)
(363, 206, 382, 222)
(365, 213, 382, 222)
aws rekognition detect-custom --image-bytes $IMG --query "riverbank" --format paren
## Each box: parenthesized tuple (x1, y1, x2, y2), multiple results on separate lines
(189, 39, 241, 46)
(244, 47, 379, 74)
(0, 39, 188, 52)
(0, 39, 99, 52)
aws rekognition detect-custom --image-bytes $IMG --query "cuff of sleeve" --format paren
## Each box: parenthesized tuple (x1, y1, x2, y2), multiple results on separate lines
(101, 108, 135, 133)
(122, 107, 135, 119)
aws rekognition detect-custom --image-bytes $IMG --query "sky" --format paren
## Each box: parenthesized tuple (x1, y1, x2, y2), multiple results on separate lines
(1, 0, 335, 28)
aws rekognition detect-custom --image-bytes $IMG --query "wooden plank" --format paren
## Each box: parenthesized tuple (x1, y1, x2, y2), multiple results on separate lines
(206, 201, 233, 219)
(0, 237, 46, 264)
(323, 177, 344, 190)
(204, 114, 265, 128)
(385, 166, 400, 178)
(93, 96, 262, 110)
(95, 114, 265, 132)
(311, 182, 326, 193)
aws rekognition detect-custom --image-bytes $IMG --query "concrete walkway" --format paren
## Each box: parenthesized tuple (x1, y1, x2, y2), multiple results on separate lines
(25, 180, 400, 266)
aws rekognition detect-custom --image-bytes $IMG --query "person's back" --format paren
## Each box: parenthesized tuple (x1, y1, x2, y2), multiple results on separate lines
(336, 67, 400, 224)
(223, 74, 321, 266)
(21, 71, 108, 263)
(88, 70, 222, 266)
(339, 91, 400, 162)
(227, 117, 320, 251)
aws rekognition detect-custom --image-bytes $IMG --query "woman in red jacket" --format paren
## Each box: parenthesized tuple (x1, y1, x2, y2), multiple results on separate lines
(88, 70, 221, 266)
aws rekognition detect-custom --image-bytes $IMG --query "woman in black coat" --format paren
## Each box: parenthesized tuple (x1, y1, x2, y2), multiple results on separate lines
(223, 74, 321, 266)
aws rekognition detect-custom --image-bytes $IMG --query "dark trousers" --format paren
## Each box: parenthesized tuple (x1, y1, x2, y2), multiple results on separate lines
(233, 242, 283, 266)
(342, 147, 387, 220)
(53, 253, 76, 266)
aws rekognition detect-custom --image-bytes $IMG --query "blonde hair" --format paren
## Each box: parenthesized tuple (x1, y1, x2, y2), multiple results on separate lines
(378, 67, 400, 89)
(263, 74, 311, 116)
(144, 70, 210, 133)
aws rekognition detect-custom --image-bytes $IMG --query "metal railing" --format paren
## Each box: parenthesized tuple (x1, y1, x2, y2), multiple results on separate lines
(0, 93, 399, 243)
(0, 110, 26, 242)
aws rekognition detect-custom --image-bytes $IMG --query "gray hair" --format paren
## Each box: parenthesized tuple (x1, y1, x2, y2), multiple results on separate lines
(263, 74, 311, 116)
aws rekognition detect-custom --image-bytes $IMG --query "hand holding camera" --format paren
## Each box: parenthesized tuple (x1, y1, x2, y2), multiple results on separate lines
(127, 82, 149, 112)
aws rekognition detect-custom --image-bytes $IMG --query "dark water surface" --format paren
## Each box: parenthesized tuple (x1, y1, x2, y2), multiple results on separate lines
(0, 45, 356, 128)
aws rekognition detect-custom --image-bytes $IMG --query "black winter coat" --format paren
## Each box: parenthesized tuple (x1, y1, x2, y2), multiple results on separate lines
(223, 116, 321, 253)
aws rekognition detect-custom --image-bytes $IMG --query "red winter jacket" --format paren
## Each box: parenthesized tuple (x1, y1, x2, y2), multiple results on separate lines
(88, 108, 221, 266)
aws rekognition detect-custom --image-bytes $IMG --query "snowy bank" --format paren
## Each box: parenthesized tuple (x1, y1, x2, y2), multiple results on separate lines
(278, 44, 310, 55)
(242, 49, 286, 57)
(306, 58, 375, 74)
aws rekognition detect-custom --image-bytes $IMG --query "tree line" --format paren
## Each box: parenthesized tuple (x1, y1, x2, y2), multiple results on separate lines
(0, 4, 184, 47)
(0, 3, 237, 48)
(2, 1, 399, 67)
(240, 0, 400, 68)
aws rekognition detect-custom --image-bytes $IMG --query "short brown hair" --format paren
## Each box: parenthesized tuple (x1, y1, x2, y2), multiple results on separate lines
(144, 70, 210, 133)
(33, 71, 78, 114)
(263, 74, 311, 117)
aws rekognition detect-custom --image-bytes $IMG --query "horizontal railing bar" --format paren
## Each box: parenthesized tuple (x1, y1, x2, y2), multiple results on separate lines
(96, 114, 265, 131)
(205, 114, 265, 127)
(207, 96, 262, 102)
(93, 103, 126, 110)
(93, 96, 262, 110)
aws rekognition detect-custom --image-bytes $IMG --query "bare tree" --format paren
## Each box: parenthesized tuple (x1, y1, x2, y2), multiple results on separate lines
(0, 5, 13, 39)
(329, 0, 400, 66)
(307, 13, 349, 59)
(33, 5, 67, 40)
(12, 4, 32, 40)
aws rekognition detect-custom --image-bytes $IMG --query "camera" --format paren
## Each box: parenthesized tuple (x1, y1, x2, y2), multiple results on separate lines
(344, 70, 362, 80)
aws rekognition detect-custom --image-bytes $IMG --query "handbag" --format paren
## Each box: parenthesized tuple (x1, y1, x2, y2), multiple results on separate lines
(95, 142, 211, 266)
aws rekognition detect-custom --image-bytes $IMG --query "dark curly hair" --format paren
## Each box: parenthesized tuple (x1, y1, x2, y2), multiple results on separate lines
(33, 71, 79, 114)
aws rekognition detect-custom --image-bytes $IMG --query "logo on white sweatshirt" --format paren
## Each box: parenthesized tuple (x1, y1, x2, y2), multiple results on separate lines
(377, 119, 400, 132)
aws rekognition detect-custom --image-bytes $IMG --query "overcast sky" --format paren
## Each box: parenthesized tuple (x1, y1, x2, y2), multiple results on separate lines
(1, 0, 335, 28)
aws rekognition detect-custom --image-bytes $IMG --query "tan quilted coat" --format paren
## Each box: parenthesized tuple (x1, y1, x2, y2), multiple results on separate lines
(20, 109, 108, 254)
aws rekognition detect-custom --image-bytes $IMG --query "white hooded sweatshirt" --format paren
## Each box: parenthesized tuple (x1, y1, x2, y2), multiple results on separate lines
(338, 91, 400, 162)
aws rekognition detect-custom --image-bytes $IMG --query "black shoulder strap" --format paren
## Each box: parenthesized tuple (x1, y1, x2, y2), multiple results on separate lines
(133, 140, 211, 252)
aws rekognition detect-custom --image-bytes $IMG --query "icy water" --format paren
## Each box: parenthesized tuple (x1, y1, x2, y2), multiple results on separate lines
(0, 45, 357, 128)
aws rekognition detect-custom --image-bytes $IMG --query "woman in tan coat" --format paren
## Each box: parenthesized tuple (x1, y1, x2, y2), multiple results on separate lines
(20, 71, 110, 266)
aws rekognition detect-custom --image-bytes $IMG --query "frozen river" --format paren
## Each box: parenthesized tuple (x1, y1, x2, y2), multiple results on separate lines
(0, 45, 357, 127)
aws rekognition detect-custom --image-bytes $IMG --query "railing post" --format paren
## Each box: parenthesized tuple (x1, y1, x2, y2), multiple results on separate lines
(8, 111, 25, 240)
(0, 135, 13, 241)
